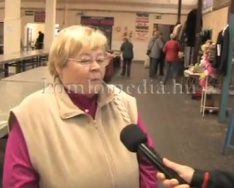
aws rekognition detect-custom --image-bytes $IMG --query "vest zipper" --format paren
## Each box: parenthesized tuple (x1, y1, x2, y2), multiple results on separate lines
(93, 110, 117, 188)
(98, 125, 118, 188)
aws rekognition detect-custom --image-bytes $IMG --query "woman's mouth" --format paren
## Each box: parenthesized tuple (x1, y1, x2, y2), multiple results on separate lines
(89, 78, 101, 82)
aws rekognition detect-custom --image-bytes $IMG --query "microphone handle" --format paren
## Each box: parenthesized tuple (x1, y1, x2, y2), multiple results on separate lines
(138, 144, 188, 185)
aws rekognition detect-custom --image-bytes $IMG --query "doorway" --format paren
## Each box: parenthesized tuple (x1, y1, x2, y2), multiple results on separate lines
(80, 16, 114, 50)
(152, 24, 174, 42)
(24, 23, 60, 50)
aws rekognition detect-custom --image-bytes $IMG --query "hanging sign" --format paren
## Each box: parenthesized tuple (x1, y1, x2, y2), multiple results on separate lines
(34, 11, 45, 23)
(25, 10, 34, 16)
(154, 14, 162, 19)
(135, 12, 149, 40)
(80, 16, 114, 27)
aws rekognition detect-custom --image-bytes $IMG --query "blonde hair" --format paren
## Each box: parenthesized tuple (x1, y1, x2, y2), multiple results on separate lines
(170, 33, 176, 39)
(48, 25, 107, 76)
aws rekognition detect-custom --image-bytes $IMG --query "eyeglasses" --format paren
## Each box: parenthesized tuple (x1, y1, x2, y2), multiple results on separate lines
(68, 54, 110, 67)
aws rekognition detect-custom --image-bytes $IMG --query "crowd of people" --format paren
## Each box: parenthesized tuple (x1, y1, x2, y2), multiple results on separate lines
(147, 31, 183, 84)
(120, 30, 183, 84)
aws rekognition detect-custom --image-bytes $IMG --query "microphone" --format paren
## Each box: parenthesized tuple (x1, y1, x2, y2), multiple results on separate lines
(120, 124, 188, 185)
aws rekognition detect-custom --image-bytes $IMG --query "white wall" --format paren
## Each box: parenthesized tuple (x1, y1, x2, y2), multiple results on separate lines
(0, 2, 188, 60)
(58, 10, 187, 61)
(203, 6, 228, 42)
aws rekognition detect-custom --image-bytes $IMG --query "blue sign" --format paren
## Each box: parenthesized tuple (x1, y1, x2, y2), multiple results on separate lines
(223, 104, 234, 153)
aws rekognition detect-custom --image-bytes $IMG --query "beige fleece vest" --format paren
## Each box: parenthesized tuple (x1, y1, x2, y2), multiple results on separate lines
(10, 79, 140, 188)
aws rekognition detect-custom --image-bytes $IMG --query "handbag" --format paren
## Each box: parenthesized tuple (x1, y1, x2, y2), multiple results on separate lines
(146, 49, 151, 56)
(146, 38, 156, 56)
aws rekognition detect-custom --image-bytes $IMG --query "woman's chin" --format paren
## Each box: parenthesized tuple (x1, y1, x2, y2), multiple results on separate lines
(87, 84, 103, 94)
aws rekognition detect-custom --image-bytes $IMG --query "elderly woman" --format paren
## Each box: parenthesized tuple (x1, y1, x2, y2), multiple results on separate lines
(3, 25, 158, 188)
(161, 33, 182, 85)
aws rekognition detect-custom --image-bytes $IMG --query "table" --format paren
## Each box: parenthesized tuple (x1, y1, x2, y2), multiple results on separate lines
(0, 81, 45, 119)
(181, 69, 202, 90)
(0, 49, 49, 77)
(2, 66, 52, 83)
(0, 81, 44, 137)
(0, 49, 48, 65)
(184, 69, 202, 77)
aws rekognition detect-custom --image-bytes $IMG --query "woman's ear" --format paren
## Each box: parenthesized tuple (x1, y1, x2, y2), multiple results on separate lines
(54, 63, 62, 76)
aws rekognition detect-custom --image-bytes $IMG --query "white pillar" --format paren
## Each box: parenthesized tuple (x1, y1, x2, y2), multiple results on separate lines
(62, 3, 69, 28)
(44, 0, 56, 51)
(4, 0, 21, 54)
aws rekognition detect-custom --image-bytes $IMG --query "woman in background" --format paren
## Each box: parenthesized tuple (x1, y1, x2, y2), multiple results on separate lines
(161, 33, 182, 85)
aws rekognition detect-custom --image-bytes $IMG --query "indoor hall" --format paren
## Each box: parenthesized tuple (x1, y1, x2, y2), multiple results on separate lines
(0, 0, 234, 187)
(111, 62, 234, 174)
(0, 62, 234, 187)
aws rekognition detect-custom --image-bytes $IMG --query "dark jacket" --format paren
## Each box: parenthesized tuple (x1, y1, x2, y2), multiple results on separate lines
(185, 9, 203, 47)
(191, 169, 234, 188)
(120, 41, 134, 59)
(213, 26, 229, 76)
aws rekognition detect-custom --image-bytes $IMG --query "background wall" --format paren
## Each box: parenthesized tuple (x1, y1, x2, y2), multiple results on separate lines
(19, 9, 187, 61)
(72, 11, 187, 61)
(0, 0, 190, 61)
(202, 6, 228, 42)
(0, 3, 229, 59)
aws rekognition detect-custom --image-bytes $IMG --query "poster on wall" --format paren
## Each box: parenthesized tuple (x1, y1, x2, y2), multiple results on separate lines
(135, 12, 149, 40)
(80, 16, 114, 27)
(202, 0, 213, 13)
(34, 11, 45, 23)
(80, 16, 114, 49)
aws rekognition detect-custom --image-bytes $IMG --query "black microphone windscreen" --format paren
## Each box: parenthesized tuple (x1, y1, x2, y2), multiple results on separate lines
(120, 124, 147, 152)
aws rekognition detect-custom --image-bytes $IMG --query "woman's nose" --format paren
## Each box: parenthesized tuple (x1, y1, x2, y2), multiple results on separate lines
(90, 60, 102, 71)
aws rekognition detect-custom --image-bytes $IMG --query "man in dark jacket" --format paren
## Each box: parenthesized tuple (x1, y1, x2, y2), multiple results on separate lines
(120, 37, 134, 77)
(157, 158, 234, 188)
(35, 31, 44, 49)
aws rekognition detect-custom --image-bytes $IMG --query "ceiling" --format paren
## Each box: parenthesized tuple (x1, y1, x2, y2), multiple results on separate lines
(0, 0, 198, 14)
(56, 0, 198, 5)
(3, 0, 197, 6)
(0, 0, 198, 6)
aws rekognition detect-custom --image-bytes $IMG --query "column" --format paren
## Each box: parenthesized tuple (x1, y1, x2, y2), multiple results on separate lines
(177, 0, 182, 24)
(4, 0, 21, 54)
(64, 3, 69, 27)
(44, 0, 56, 51)
(219, 0, 234, 122)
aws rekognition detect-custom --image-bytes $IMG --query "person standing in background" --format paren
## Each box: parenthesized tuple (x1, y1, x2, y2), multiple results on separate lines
(35, 31, 44, 50)
(158, 33, 166, 76)
(161, 33, 182, 85)
(120, 37, 134, 77)
(147, 31, 164, 79)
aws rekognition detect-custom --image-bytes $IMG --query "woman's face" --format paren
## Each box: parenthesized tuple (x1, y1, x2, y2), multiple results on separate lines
(57, 48, 108, 95)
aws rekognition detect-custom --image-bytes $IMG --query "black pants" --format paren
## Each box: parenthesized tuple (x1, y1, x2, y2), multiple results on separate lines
(121, 58, 132, 77)
(149, 58, 159, 78)
(158, 58, 165, 76)
(162, 62, 180, 84)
